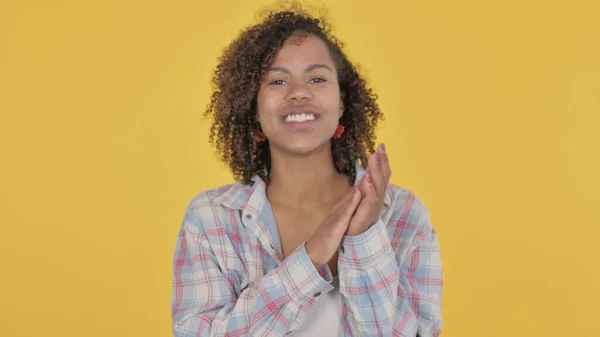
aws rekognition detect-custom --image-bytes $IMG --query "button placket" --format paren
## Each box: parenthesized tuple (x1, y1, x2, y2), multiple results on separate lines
(251, 216, 282, 263)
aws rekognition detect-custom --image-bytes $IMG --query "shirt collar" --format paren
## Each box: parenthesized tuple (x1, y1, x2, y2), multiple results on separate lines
(215, 160, 392, 213)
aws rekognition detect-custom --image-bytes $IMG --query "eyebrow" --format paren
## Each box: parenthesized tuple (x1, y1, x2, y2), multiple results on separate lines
(267, 64, 334, 74)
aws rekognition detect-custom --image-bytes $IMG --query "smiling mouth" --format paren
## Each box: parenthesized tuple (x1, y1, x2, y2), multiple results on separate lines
(282, 113, 319, 122)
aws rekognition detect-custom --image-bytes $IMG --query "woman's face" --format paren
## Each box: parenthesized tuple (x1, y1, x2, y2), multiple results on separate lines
(256, 32, 343, 155)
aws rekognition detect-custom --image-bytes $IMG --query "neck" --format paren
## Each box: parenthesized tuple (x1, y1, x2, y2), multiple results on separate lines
(266, 143, 352, 210)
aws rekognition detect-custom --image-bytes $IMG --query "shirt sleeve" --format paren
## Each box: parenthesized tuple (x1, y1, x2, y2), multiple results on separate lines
(338, 199, 443, 337)
(171, 205, 334, 337)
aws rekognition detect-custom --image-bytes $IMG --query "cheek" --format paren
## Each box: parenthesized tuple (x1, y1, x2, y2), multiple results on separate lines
(317, 89, 342, 113)
(256, 91, 284, 133)
(257, 90, 280, 115)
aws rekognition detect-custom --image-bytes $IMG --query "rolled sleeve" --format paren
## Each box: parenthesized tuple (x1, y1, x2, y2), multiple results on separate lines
(277, 242, 334, 307)
(339, 218, 394, 269)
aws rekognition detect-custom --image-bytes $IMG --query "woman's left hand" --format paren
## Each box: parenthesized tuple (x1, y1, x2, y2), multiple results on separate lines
(346, 143, 392, 236)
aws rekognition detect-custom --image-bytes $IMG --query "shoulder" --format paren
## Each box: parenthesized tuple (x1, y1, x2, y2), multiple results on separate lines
(387, 183, 431, 225)
(385, 183, 434, 248)
(181, 181, 253, 230)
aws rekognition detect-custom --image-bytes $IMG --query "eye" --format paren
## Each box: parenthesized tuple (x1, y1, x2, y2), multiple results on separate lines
(269, 79, 286, 85)
(309, 77, 327, 83)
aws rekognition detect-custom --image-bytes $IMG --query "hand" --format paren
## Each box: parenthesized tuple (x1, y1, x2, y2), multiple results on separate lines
(346, 143, 392, 236)
(305, 187, 362, 268)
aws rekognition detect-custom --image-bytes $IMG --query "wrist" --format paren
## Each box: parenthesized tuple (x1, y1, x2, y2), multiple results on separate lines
(346, 222, 375, 237)
(305, 242, 325, 268)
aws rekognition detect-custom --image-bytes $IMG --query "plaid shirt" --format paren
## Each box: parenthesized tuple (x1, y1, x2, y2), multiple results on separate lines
(172, 164, 443, 337)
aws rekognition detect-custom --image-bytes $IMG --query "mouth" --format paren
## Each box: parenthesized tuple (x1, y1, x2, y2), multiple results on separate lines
(280, 110, 320, 132)
(281, 112, 320, 123)
(280, 108, 321, 123)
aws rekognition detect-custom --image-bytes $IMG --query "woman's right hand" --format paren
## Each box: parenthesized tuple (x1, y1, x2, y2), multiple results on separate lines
(305, 187, 362, 268)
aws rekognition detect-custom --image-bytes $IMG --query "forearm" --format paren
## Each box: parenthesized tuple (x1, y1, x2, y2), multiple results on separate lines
(338, 218, 400, 336)
(173, 237, 335, 337)
(338, 218, 443, 337)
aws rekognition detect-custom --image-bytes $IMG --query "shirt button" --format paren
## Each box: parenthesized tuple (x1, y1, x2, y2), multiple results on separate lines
(313, 292, 321, 297)
(245, 213, 252, 220)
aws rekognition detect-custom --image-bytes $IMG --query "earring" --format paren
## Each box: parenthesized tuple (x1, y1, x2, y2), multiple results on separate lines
(252, 130, 267, 142)
(333, 125, 345, 139)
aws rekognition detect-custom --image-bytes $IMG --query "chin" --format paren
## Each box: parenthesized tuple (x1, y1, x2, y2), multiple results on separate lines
(276, 137, 329, 156)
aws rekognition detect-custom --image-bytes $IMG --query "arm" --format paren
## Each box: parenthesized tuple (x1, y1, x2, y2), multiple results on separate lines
(339, 206, 443, 337)
(172, 206, 334, 337)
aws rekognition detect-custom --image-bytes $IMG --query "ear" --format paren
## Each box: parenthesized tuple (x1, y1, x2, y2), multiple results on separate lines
(339, 94, 344, 118)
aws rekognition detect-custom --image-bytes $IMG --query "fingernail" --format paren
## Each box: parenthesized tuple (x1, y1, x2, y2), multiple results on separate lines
(381, 143, 386, 153)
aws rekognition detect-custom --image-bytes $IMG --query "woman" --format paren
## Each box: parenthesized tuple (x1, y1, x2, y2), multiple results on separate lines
(172, 4, 443, 337)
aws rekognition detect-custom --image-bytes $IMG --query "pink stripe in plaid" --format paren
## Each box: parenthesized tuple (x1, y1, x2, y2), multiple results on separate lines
(172, 164, 443, 336)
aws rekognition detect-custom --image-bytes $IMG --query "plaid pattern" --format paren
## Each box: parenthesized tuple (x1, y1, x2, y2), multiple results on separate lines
(172, 164, 443, 336)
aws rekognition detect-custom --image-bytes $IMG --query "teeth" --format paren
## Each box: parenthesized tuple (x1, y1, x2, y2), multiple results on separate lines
(285, 113, 315, 122)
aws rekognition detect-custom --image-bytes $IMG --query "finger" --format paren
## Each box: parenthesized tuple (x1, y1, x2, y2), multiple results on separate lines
(331, 185, 361, 214)
(361, 172, 381, 211)
(346, 175, 367, 207)
(379, 143, 391, 183)
(359, 178, 368, 198)
(339, 188, 362, 223)
(368, 148, 384, 196)
(353, 172, 377, 212)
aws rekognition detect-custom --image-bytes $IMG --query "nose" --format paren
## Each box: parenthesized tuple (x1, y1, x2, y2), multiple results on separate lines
(285, 81, 313, 102)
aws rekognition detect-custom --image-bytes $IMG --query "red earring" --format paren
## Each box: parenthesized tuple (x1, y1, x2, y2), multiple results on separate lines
(252, 130, 267, 142)
(333, 125, 345, 139)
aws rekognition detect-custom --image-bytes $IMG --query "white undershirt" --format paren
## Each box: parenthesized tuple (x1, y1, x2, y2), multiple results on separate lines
(288, 275, 343, 337)
(260, 202, 344, 336)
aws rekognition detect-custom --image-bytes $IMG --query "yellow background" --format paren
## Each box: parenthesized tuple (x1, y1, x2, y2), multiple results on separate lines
(1, 0, 598, 336)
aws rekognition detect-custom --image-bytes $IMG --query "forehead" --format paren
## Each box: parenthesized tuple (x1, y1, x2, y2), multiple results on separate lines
(271, 33, 334, 66)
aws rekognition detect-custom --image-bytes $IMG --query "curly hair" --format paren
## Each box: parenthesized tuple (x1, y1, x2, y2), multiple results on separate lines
(204, 1, 383, 185)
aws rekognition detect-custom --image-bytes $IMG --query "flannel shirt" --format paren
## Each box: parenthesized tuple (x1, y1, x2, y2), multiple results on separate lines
(172, 164, 443, 336)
